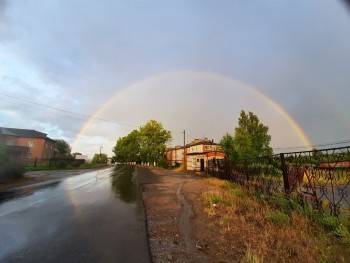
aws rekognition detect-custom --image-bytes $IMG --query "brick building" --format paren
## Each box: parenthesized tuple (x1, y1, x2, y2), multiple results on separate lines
(0, 127, 56, 160)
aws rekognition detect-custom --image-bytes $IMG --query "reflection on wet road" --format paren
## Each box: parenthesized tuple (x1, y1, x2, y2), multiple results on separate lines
(0, 166, 150, 263)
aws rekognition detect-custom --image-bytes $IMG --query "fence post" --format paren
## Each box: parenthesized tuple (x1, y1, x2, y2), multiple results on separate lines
(280, 153, 290, 194)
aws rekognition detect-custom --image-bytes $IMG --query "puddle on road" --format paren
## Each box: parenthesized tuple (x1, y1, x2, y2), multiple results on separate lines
(110, 165, 139, 203)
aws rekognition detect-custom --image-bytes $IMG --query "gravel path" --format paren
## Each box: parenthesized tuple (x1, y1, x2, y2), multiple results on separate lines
(136, 166, 211, 263)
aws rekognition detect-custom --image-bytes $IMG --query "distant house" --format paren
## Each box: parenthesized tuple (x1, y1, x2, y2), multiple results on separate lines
(165, 146, 185, 167)
(165, 138, 225, 172)
(186, 138, 225, 171)
(74, 154, 89, 161)
(0, 127, 56, 160)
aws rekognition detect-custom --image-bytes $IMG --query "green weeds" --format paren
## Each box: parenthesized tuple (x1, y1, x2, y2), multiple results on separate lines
(266, 211, 290, 226)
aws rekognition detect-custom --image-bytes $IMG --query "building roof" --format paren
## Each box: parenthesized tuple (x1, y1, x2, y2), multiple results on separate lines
(166, 139, 218, 152)
(186, 138, 217, 147)
(166, 145, 185, 151)
(0, 127, 50, 139)
(186, 150, 225, 156)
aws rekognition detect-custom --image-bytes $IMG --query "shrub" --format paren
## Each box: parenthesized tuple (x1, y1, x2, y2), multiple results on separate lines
(158, 158, 168, 168)
(0, 145, 24, 182)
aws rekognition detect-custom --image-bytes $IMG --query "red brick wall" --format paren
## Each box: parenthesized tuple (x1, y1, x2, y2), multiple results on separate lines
(0, 135, 55, 159)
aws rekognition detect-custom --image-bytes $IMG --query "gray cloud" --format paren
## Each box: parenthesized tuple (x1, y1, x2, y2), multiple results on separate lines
(1, 0, 350, 155)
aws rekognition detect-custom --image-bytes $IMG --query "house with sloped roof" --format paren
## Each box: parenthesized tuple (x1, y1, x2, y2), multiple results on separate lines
(165, 138, 225, 172)
(0, 127, 56, 160)
(185, 138, 225, 171)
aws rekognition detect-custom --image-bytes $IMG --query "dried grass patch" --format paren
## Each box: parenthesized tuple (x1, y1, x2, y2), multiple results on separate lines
(200, 181, 349, 263)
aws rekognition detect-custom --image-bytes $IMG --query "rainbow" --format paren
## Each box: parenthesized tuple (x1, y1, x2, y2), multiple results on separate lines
(72, 71, 312, 151)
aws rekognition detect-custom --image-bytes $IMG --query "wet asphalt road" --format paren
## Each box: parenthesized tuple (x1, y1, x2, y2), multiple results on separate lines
(0, 166, 150, 263)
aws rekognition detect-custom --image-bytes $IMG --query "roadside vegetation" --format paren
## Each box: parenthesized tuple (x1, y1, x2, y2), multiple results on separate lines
(0, 143, 24, 182)
(25, 141, 109, 172)
(201, 178, 350, 263)
(24, 162, 107, 172)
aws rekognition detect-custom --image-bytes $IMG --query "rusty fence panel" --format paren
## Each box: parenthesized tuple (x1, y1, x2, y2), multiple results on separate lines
(207, 146, 350, 216)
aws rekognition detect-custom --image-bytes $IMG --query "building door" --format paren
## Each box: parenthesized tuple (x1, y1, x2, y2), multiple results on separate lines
(200, 159, 205, 171)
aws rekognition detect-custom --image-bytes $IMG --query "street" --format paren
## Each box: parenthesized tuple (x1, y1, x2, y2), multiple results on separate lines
(0, 167, 150, 263)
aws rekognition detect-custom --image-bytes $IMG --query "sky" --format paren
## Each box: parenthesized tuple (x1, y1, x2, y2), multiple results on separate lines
(0, 0, 350, 157)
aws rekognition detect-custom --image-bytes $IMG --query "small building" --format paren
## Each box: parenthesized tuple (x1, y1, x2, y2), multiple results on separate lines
(165, 138, 225, 172)
(0, 127, 56, 160)
(186, 138, 225, 172)
(74, 154, 89, 162)
(165, 146, 185, 167)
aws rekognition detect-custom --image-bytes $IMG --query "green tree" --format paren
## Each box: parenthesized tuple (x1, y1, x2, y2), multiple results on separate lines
(113, 120, 171, 165)
(113, 129, 141, 163)
(234, 111, 272, 159)
(139, 120, 171, 165)
(92, 153, 108, 164)
(54, 139, 71, 157)
(114, 136, 128, 163)
(220, 133, 238, 161)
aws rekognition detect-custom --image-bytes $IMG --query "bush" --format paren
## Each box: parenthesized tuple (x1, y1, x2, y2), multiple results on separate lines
(0, 145, 24, 182)
(0, 162, 24, 182)
(158, 158, 168, 168)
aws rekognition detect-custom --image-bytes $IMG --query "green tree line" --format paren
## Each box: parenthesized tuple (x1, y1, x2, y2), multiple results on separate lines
(113, 120, 171, 166)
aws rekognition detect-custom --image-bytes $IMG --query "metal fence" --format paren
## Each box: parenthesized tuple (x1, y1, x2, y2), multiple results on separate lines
(207, 146, 350, 216)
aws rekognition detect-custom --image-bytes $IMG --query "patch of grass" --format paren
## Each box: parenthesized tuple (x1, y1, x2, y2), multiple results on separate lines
(203, 191, 223, 206)
(240, 247, 263, 263)
(211, 194, 222, 204)
(266, 211, 290, 226)
(201, 178, 350, 262)
(257, 192, 350, 242)
(310, 213, 350, 240)
(225, 181, 245, 197)
(25, 162, 107, 171)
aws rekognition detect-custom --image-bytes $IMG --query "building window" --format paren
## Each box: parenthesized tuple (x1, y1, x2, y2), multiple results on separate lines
(27, 140, 34, 148)
(197, 159, 199, 162)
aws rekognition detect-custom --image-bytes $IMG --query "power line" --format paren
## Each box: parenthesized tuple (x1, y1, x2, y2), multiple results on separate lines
(2, 92, 350, 151)
(273, 139, 350, 151)
(0, 93, 138, 127)
(0, 92, 185, 133)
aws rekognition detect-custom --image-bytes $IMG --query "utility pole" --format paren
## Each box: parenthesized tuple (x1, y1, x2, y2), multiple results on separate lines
(183, 130, 187, 170)
(99, 146, 103, 159)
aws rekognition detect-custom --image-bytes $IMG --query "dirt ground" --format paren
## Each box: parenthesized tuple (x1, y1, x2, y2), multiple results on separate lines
(135, 166, 211, 263)
(136, 166, 349, 263)
(136, 166, 243, 263)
